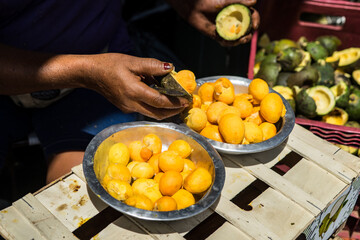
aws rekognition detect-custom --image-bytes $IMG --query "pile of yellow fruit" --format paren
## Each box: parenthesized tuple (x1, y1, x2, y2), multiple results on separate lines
(183, 77, 286, 144)
(101, 133, 213, 211)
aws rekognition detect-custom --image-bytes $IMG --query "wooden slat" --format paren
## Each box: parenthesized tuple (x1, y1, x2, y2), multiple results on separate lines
(72, 164, 85, 182)
(0, 206, 46, 240)
(12, 194, 77, 239)
(206, 221, 252, 240)
(283, 158, 348, 205)
(248, 142, 292, 168)
(35, 174, 107, 232)
(223, 154, 325, 215)
(287, 128, 357, 184)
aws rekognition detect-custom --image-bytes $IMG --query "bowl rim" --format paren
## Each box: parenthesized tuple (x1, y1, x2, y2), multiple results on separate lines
(83, 121, 225, 221)
(191, 75, 296, 155)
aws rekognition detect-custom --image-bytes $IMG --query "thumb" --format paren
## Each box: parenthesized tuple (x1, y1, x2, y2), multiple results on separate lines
(219, 0, 257, 7)
(132, 57, 174, 77)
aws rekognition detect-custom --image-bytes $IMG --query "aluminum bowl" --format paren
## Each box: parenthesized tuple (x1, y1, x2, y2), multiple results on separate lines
(188, 75, 295, 155)
(83, 121, 225, 221)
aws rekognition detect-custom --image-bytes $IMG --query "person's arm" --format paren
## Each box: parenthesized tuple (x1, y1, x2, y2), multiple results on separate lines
(165, 0, 260, 47)
(0, 43, 189, 120)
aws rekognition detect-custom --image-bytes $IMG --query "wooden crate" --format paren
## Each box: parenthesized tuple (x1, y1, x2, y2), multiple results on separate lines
(1, 124, 360, 240)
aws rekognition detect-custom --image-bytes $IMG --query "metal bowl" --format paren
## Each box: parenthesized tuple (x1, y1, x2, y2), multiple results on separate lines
(188, 75, 295, 155)
(83, 121, 225, 221)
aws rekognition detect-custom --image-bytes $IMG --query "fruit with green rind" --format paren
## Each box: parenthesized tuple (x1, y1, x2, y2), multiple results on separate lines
(307, 85, 336, 116)
(330, 80, 350, 108)
(345, 120, 360, 128)
(353, 69, 360, 86)
(297, 36, 308, 49)
(312, 60, 335, 87)
(335, 71, 352, 86)
(255, 48, 266, 64)
(215, 4, 252, 41)
(273, 85, 296, 112)
(276, 72, 292, 86)
(254, 62, 282, 87)
(296, 88, 317, 118)
(316, 35, 341, 55)
(272, 39, 298, 54)
(306, 41, 329, 61)
(325, 55, 340, 69)
(260, 54, 278, 65)
(277, 47, 304, 71)
(332, 47, 360, 73)
(295, 50, 311, 72)
(286, 65, 319, 88)
(322, 107, 348, 125)
(345, 87, 360, 120)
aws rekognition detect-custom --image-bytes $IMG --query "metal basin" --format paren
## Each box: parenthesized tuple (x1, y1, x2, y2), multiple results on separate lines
(189, 75, 296, 155)
(83, 121, 225, 221)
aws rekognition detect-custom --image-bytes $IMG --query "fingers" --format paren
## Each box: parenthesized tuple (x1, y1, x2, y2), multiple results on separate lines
(219, 0, 257, 8)
(130, 57, 174, 77)
(250, 7, 260, 30)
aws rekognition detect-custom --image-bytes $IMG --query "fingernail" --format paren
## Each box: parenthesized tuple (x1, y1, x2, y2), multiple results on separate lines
(163, 62, 172, 70)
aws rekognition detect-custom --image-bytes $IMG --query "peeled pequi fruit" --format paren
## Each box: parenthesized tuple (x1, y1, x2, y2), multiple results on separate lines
(307, 85, 336, 116)
(330, 79, 350, 108)
(332, 47, 360, 73)
(322, 107, 348, 125)
(215, 4, 252, 41)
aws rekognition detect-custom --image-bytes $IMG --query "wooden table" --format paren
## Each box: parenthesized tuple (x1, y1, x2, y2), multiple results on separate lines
(1, 124, 360, 240)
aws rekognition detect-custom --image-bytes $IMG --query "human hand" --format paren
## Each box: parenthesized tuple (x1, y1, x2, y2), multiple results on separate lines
(84, 53, 190, 120)
(167, 0, 260, 47)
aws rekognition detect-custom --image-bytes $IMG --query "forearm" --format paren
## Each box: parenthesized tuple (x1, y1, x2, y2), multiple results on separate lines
(0, 43, 89, 95)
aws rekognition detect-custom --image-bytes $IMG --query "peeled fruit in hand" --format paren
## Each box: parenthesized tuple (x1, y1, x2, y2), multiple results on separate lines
(184, 108, 208, 132)
(214, 77, 235, 104)
(154, 196, 178, 211)
(125, 194, 154, 211)
(200, 124, 224, 142)
(198, 82, 215, 103)
(107, 179, 133, 201)
(168, 139, 193, 158)
(158, 150, 184, 172)
(248, 78, 269, 104)
(184, 167, 212, 194)
(206, 101, 229, 124)
(244, 122, 263, 143)
(218, 113, 245, 144)
(260, 93, 283, 123)
(173, 70, 197, 94)
(172, 189, 195, 210)
(259, 122, 277, 140)
(159, 170, 183, 196)
(108, 142, 130, 165)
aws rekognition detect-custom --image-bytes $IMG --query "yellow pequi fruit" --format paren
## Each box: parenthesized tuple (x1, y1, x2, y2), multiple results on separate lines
(105, 163, 131, 184)
(184, 108, 208, 132)
(132, 178, 163, 204)
(217, 106, 242, 123)
(218, 113, 245, 144)
(259, 122, 277, 140)
(168, 139, 193, 159)
(172, 189, 195, 210)
(213, 77, 235, 104)
(125, 194, 154, 211)
(154, 196, 178, 211)
(260, 93, 283, 123)
(198, 82, 215, 103)
(248, 78, 269, 104)
(140, 133, 162, 161)
(206, 101, 229, 124)
(200, 124, 225, 142)
(244, 122, 263, 143)
(128, 140, 148, 162)
(108, 142, 130, 165)
(158, 150, 184, 173)
(159, 170, 183, 196)
(106, 179, 133, 201)
(131, 162, 155, 180)
(183, 167, 212, 194)
(173, 70, 197, 94)
(233, 96, 254, 119)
